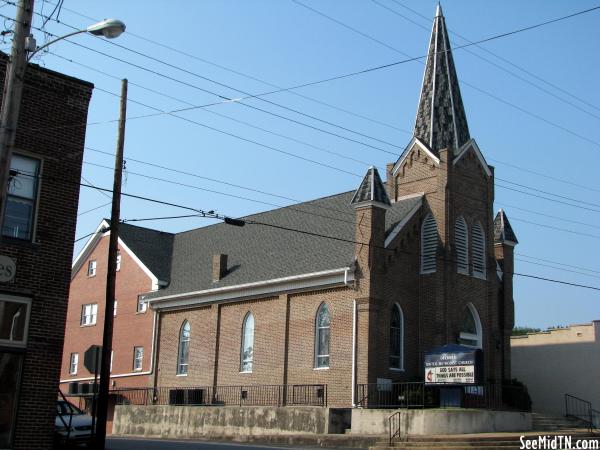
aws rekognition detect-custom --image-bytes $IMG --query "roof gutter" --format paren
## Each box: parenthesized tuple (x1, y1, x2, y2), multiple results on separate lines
(147, 267, 355, 311)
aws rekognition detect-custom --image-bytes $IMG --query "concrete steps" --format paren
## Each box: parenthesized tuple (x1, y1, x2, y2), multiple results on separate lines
(531, 413, 590, 431)
(371, 431, 599, 450)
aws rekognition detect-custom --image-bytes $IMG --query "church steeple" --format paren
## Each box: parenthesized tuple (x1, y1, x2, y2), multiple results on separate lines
(413, 4, 470, 154)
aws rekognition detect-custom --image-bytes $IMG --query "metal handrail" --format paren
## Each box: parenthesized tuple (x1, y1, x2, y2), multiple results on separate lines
(388, 411, 401, 446)
(111, 383, 327, 407)
(57, 390, 75, 443)
(565, 393, 594, 433)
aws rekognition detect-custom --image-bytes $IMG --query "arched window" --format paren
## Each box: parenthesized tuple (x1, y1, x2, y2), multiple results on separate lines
(455, 216, 468, 274)
(389, 304, 404, 370)
(240, 312, 254, 372)
(472, 222, 486, 278)
(459, 304, 482, 348)
(421, 214, 438, 274)
(176, 320, 190, 375)
(315, 303, 331, 369)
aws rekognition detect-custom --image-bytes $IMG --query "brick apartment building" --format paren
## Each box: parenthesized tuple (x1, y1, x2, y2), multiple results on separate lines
(60, 220, 173, 390)
(0, 54, 92, 449)
(64, 6, 518, 408)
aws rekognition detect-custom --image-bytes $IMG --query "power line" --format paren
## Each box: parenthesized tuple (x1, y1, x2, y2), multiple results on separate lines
(496, 178, 600, 209)
(496, 184, 600, 214)
(489, 157, 600, 195)
(516, 258, 600, 280)
(516, 253, 600, 276)
(40, 0, 413, 136)
(288, 2, 600, 152)
(28, 15, 404, 156)
(24, 4, 600, 156)
(497, 203, 600, 230)
(53, 52, 600, 213)
(50, 51, 379, 169)
(19, 167, 594, 292)
(510, 216, 600, 240)
(78, 201, 111, 217)
(372, 0, 600, 122)
(386, 0, 600, 115)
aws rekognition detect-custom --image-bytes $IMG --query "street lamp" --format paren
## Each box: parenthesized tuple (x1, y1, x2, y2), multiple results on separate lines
(27, 18, 126, 59)
(0, 9, 126, 226)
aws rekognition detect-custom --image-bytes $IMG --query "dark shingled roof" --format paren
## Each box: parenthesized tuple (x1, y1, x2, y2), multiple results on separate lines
(413, 5, 470, 154)
(115, 221, 175, 282)
(145, 191, 421, 298)
(351, 167, 391, 207)
(493, 209, 518, 244)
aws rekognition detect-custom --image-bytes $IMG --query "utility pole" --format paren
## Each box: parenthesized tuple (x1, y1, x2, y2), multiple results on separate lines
(0, 0, 34, 227)
(95, 78, 127, 450)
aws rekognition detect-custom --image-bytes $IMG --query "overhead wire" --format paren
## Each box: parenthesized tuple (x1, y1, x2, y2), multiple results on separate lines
(288, 1, 600, 152)
(386, 0, 600, 115)
(370, 0, 600, 122)
(38, 0, 412, 135)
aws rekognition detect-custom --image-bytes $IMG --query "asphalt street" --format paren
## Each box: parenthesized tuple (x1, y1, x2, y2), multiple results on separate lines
(106, 437, 360, 450)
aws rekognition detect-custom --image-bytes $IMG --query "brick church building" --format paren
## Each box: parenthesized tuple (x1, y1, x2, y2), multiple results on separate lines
(63, 6, 518, 408)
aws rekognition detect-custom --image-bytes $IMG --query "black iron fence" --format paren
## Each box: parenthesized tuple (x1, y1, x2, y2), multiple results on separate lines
(356, 382, 531, 411)
(112, 384, 327, 407)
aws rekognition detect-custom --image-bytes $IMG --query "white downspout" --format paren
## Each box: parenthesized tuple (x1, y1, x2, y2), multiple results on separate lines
(149, 309, 158, 375)
(351, 299, 357, 407)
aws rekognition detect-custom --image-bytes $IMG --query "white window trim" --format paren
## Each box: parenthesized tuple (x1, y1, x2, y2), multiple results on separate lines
(314, 303, 331, 369)
(240, 312, 254, 373)
(3, 152, 41, 241)
(69, 353, 79, 375)
(136, 295, 147, 314)
(176, 320, 190, 376)
(459, 303, 483, 349)
(0, 294, 31, 348)
(80, 303, 98, 326)
(87, 260, 97, 277)
(133, 346, 143, 372)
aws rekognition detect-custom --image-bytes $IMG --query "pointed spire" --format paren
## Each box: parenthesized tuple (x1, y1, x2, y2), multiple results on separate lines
(413, 5, 470, 154)
(350, 166, 391, 208)
(494, 209, 518, 245)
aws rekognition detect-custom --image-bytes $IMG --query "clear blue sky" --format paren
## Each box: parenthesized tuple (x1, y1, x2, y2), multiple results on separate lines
(9, 0, 600, 330)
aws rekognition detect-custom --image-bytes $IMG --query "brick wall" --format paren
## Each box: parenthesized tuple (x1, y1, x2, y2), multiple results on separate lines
(155, 287, 356, 407)
(151, 140, 512, 407)
(0, 56, 93, 450)
(61, 234, 155, 389)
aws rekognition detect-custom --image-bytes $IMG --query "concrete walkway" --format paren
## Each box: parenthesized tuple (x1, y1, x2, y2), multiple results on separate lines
(108, 435, 381, 449)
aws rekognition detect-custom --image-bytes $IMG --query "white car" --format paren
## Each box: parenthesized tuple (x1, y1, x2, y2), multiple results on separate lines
(55, 400, 93, 447)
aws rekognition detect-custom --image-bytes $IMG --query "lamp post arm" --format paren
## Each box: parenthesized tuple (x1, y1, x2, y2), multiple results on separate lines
(27, 28, 86, 60)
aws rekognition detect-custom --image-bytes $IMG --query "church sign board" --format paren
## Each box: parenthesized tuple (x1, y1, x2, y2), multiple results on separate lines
(424, 344, 482, 385)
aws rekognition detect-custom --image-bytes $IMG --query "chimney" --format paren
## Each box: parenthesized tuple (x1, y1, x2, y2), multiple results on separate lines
(212, 254, 228, 282)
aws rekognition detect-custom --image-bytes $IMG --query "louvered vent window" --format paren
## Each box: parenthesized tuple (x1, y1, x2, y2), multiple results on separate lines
(455, 216, 468, 274)
(420, 214, 438, 274)
(472, 222, 486, 278)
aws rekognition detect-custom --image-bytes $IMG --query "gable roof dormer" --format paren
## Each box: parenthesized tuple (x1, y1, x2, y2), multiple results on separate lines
(413, 4, 470, 154)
